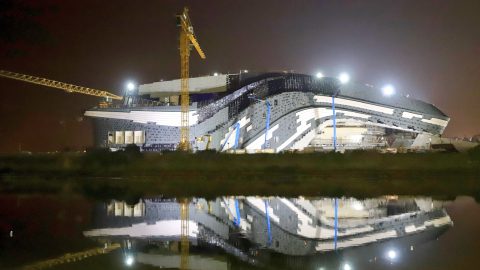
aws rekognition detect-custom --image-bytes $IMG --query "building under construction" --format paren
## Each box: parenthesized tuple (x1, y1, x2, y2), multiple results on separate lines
(84, 71, 450, 152)
(0, 7, 450, 153)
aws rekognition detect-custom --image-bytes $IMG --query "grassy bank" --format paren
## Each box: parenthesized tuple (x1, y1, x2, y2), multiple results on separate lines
(1, 148, 479, 200)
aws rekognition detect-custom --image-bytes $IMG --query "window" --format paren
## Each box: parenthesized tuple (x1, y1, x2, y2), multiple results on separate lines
(125, 131, 134, 144)
(115, 131, 125, 144)
(108, 132, 114, 144)
(134, 131, 145, 144)
(274, 99, 278, 106)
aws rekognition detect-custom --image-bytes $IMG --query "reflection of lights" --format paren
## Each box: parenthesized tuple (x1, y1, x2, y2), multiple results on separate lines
(125, 255, 134, 266)
(352, 201, 364, 211)
(387, 249, 397, 260)
(343, 263, 352, 270)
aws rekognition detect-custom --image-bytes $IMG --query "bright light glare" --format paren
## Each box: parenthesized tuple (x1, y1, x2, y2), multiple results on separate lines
(125, 255, 134, 266)
(352, 201, 364, 211)
(126, 81, 135, 92)
(316, 72, 324, 79)
(338, 73, 350, 84)
(387, 249, 397, 260)
(343, 263, 352, 270)
(244, 69, 248, 73)
(382, 84, 395, 96)
(213, 72, 219, 76)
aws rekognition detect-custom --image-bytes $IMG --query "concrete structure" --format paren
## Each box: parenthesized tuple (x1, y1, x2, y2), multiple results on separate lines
(85, 72, 450, 152)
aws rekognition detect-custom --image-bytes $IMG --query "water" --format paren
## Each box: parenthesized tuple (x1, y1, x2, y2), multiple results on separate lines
(1, 194, 479, 270)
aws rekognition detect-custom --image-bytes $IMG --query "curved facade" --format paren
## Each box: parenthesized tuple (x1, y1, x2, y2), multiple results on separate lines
(85, 73, 449, 152)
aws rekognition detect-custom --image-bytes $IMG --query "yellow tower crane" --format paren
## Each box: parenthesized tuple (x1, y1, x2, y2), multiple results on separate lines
(0, 69, 123, 102)
(176, 7, 206, 151)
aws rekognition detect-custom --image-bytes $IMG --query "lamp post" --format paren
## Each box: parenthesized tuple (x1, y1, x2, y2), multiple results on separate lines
(334, 73, 349, 151)
(332, 93, 337, 152)
(248, 94, 271, 150)
(124, 81, 136, 107)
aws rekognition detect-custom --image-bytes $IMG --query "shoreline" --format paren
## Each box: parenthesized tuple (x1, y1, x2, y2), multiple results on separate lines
(1, 150, 479, 200)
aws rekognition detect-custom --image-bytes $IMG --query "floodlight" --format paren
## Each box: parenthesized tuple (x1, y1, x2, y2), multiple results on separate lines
(339, 73, 350, 84)
(126, 81, 135, 92)
(382, 84, 395, 96)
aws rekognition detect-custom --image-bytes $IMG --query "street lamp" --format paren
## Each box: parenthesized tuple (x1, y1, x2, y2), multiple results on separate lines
(331, 72, 349, 151)
(316, 72, 324, 79)
(331, 85, 341, 152)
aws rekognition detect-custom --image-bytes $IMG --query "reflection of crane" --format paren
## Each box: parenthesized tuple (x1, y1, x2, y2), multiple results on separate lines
(22, 243, 120, 270)
(0, 69, 123, 102)
(176, 7, 206, 151)
(180, 198, 189, 270)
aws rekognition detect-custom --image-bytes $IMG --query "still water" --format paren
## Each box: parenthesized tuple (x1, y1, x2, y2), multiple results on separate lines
(1, 194, 479, 270)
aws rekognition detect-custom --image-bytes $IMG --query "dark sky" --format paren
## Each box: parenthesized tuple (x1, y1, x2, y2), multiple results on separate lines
(0, 0, 479, 153)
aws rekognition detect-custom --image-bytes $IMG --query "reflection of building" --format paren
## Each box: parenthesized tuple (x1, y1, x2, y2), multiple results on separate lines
(136, 253, 227, 270)
(84, 196, 452, 268)
(85, 72, 449, 152)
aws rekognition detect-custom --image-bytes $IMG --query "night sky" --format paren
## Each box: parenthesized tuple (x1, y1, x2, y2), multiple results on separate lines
(0, 0, 479, 153)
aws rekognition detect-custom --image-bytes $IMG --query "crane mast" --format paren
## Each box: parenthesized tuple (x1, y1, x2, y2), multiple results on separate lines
(176, 7, 206, 151)
(0, 69, 122, 101)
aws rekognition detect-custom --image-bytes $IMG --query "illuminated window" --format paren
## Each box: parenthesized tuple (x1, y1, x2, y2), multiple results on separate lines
(115, 131, 125, 144)
(134, 131, 145, 144)
(114, 201, 124, 216)
(125, 131, 134, 144)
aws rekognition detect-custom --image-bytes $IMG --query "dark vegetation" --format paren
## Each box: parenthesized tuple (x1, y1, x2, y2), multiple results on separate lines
(0, 146, 479, 201)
